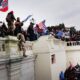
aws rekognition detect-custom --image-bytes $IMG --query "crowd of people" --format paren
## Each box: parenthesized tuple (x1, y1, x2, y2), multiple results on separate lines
(0, 11, 48, 56)
(1, 11, 80, 56)
(0, 11, 80, 42)
(0, 11, 38, 41)
(48, 24, 80, 42)
(0, 11, 80, 78)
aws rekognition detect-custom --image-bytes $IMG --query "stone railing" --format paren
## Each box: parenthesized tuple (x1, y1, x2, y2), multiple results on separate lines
(67, 41, 80, 46)
(0, 36, 35, 80)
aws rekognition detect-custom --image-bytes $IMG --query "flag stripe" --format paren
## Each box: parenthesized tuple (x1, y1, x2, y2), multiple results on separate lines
(0, 6, 8, 12)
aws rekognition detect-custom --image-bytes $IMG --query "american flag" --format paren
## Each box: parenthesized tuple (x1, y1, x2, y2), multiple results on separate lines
(0, 0, 8, 12)
(38, 20, 46, 29)
(38, 20, 48, 33)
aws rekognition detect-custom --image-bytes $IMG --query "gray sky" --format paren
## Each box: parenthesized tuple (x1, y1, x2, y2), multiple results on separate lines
(0, 0, 80, 30)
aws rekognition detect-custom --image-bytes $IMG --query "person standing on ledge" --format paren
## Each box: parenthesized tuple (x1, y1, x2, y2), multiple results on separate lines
(27, 22, 37, 41)
(14, 17, 23, 36)
(6, 11, 16, 36)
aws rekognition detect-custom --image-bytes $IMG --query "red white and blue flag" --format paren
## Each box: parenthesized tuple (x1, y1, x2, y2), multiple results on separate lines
(34, 20, 48, 34)
(38, 20, 48, 33)
(0, 0, 8, 12)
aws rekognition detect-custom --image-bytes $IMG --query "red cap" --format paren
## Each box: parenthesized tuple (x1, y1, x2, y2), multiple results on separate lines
(10, 11, 14, 14)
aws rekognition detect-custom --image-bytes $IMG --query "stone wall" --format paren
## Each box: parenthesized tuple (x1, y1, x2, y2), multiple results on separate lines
(0, 56, 35, 80)
(20, 56, 35, 80)
(0, 36, 35, 80)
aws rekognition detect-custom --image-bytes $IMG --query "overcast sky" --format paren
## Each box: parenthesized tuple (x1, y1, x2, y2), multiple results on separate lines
(0, 0, 80, 30)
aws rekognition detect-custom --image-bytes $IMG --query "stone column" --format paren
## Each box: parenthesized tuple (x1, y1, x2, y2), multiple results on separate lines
(5, 36, 22, 59)
(5, 36, 23, 80)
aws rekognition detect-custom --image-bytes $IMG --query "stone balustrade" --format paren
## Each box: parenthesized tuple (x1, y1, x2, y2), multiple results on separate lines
(67, 41, 80, 46)
(0, 36, 35, 80)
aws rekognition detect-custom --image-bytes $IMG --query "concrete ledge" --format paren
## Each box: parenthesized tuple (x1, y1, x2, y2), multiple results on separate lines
(0, 57, 23, 65)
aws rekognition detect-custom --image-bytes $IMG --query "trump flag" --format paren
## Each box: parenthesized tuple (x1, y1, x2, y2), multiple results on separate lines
(0, 0, 8, 12)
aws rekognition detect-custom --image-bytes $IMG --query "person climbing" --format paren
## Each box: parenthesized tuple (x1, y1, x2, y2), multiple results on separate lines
(17, 33, 27, 57)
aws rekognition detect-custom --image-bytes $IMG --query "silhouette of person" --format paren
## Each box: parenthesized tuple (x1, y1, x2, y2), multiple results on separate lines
(14, 17, 23, 36)
(6, 11, 16, 36)
(27, 22, 37, 41)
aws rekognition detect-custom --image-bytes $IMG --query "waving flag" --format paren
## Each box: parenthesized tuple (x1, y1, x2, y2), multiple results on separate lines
(22, 15, 32, 23)
(0, 0, 8, 12)
(34, 20, 48, 35)
(38, 20, 48, 34)
(38, 20, 46, 29)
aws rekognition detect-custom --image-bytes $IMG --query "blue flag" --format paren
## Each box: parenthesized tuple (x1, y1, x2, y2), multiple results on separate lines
(22, 15, 32, 23)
